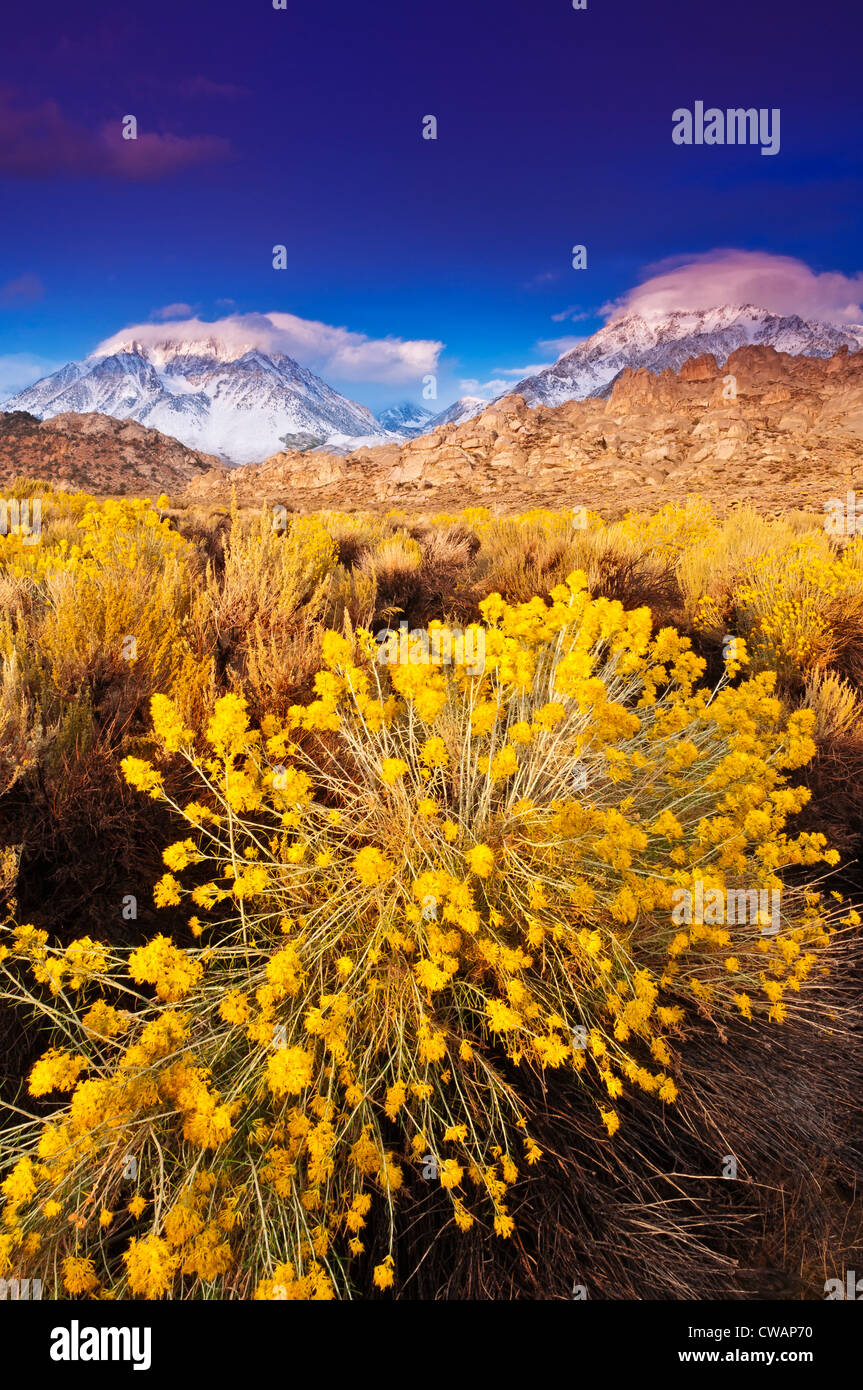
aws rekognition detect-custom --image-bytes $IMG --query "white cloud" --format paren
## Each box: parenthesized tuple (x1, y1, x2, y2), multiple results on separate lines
(457, 361, 556, 399)
(536, 336, 587, 356)
(603, 249, 863, 324)
(0, 353, 60, 398)
(94, 311, 443, 385)
(492, 362, 553, 377)
(458, 377, 514, 399)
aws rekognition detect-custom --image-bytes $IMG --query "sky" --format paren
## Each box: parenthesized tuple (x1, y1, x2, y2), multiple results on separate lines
(0, 0, 861, 412)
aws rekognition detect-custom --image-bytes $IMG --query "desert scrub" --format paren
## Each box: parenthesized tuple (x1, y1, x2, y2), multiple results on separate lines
(0, 492, 213, 727)
(695, 535, 863, 687)
(0, 572, 854, 1300)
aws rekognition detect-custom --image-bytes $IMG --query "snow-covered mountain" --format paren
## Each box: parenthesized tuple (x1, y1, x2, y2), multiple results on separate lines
(0, 337, 393, 465)
(425, 396, 489, 431)
(376, 401, 434, 436)
(510, 305, 863, 409)
(6, 306, 863, 464)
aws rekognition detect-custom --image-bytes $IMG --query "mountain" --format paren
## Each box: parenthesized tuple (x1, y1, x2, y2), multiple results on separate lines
(425, 396, 490, 431)
(376, 402, 434, 436)
(0, 337, 391, 466)
(179, 343, 863, 519)
(7, 306, 863, 468)
(509, 305, 863, 409)
(0, 410, 225, 494)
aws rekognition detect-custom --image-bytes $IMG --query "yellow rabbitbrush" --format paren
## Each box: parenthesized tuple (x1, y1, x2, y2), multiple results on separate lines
(0, 571, 852, 1300)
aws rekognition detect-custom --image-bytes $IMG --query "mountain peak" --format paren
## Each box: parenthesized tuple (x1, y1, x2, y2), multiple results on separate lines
(508, 304, 863, 411)
(91, 336, 262, 368)
(2, 338, 388, 465)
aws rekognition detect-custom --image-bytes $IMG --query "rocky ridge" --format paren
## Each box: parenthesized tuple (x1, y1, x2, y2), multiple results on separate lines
(179, 344, 863, 517)
(0, 410, 225, 495)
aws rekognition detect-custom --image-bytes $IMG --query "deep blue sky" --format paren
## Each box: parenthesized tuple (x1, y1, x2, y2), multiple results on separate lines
(0, 0, 861, 410)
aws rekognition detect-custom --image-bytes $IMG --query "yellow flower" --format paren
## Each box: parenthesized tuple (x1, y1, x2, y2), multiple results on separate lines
(150, 694, 193, 753)
(321, 630, 353, 668)
(489, 745, 518, 780)
(219, 991, 250, 1025)
(267, 1046, 315, 1097)
(380, 757, 409, 785)
(486, 999, 521, 1032)
(420, 736, 449, 768)
(470, 701, 499, 736)
(123, 1236, 178, 1298)
(153, 873, 182, 908)
(129, 935, 203, 1001)
(162, 839, 199, 872)
(205, 692, 252, 761)
(120, 756, 163, 797)
(62, 1255, 100, 1295)
(373, 1255, 395, 1289)
(493, 1212, 515, 1238)
(733, 992, 753, 1020)
(28, 1048, 87, 1096)
(466, 844, 495, 878)
(533, 701, 566, 732)
(353, 846, 395, 886)
(439, 1158, 464, 1189)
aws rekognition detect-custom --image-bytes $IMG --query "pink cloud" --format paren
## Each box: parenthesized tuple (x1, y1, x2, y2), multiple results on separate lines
(604, 250, 863, 325)
(0, 91, 231, 180)
(151, 302, 199, 320)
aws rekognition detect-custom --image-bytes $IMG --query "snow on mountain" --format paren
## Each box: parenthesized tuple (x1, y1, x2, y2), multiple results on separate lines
(424, 396, 490, 431)
(5, 306, 863, 464)
(376, 401, 434, 436)
(0, 337, 392, 466)
(510, 305, 863, 408)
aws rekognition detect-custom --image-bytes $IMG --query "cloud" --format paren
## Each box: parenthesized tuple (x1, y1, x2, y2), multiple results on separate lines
(603, 250, 863, 324)
(0, 273, 44, 305)
(550, 306, 593, 323)
(151, 302, 198, 321)
(93, 311, 444, 385)
(536, 335, 587, 356)
(0, 91, 231, 179)
(491, 363, 553, 377)
(0, 353, 60, 398)
(458, 377, 517, 399)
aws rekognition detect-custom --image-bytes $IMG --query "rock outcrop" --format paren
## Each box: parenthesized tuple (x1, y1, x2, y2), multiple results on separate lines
(0, 411, 226, 495)
(179, 344, 863, 517)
